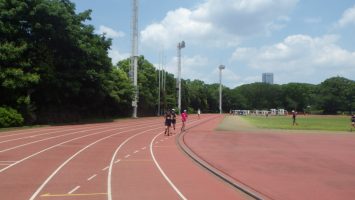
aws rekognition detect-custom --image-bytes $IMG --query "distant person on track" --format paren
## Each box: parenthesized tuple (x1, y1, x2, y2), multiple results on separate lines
(171, 109, 177, 132)
(181, 110, 188, 131)
(197, 108, 201, 119)
(351, 114, 355, 132)
(292, 110, 298, 126)
(164, 110, 172, 136)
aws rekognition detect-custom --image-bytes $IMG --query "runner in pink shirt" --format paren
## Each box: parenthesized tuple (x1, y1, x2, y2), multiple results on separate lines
(181, 110, 188, 131)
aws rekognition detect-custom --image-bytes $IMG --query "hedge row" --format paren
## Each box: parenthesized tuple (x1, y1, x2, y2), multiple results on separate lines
(0, 107, 24, 128)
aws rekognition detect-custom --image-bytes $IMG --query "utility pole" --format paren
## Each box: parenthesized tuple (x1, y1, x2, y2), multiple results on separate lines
(177, 41, 185, 113)
(157, 62, 161, 116)
(130, 0, 139, 118)
(219, 65, 225, 114)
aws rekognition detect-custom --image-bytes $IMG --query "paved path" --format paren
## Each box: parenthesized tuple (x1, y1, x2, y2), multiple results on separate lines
(181, 115, 355, 200)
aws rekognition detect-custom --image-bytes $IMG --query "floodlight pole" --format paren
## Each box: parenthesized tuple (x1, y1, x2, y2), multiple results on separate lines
(219, 65, 225, 114)
(157, 63, 161, 116)
(177, 41, 185, 113)
(131, 0, 139, 118)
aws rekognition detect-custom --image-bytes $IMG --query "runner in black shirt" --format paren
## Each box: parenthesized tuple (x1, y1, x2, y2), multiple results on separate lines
(164, 110, 172, 136)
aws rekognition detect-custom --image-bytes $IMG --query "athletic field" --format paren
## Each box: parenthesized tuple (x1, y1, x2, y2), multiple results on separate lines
(237, 115, 352, 132)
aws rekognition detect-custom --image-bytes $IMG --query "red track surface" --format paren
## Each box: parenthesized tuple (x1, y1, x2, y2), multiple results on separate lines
(183, 116, 355, 200)
(4, 114, 354, 200)
(0, 115, 246, 200)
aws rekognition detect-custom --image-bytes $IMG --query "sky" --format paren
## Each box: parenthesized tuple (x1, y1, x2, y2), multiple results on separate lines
(71, 0, 355, 88)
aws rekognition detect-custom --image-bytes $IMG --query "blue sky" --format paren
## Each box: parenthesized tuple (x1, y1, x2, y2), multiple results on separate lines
(71, 0, 355, 88)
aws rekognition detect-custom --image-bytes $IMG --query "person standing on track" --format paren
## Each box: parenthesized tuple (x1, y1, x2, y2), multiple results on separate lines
(171, 109, 177, 132)
(181, 110, 188, 132)
(164, 110, 172, 136)
(197, 108, 201, 119)
(351, 114, 355, 132)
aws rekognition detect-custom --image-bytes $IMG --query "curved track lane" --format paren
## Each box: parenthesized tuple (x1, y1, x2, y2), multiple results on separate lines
(0, 115, 250, 200)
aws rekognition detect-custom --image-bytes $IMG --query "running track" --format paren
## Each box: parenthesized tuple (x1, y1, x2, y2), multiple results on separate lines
(0, 114, 249, 200)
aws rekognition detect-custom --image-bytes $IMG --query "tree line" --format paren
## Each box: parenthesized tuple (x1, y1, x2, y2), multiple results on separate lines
(1, 0, 354, 127)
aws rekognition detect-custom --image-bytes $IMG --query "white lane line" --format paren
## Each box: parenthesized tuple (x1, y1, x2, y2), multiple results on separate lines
(114, 159, 121, 164)
(1, 122, 162, 173)
(0, 127, 108, 153)
(124, 154, 131, 158)
(28, 122, 163, 200)
(0, 128, 111, 173)
(0, 119, 160, 153)
(0, 127, 93, 145)
(150, 133, 188, 200)
(107, 127, 165, 200)
(133, 150, 139, 154)
(141, 147, 146, 150)
(102, 166, 109, 171)
(0, 127, 59, 139)
(87, 174, 97, 181)
(68, 186, 80, 194)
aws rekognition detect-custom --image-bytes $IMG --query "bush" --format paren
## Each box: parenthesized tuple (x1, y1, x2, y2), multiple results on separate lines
(0, 107, 24, 128)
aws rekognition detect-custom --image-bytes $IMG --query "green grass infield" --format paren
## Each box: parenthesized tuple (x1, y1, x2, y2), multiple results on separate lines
(242, 115, 353, 132)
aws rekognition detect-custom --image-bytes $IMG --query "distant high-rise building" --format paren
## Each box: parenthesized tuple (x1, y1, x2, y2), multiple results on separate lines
(262, 73, 274, 84)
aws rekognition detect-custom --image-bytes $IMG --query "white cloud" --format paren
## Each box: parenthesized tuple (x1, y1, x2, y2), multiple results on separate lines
(141, 0, 298, 49)
(192, 0, 297, 35)
(162, 54, 242, 86)
(97, 25, 125, 38)
(109, 49, 130, 64)
(165, 54, 210, 80)
(231, 34, 355, 83)
(336, 5, 355, 28)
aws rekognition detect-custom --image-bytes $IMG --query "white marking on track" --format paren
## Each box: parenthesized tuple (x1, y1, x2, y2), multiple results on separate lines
(87, 174, 97, 181)
(2, 121, 161, 173)
(102, 166, 109, 171)
(133, 150, 139, 154)
(150, 133, 188, 200)
(141, 147, 146, 150)
(114, 159, 121, 164)
(0, 128, 104, 153)
(0, 161, 16, 165)
(28, 123, 162, 200)
(107, 127, 166, 200)
(124, 154, 130, 158)
(68, 186, 80, 194)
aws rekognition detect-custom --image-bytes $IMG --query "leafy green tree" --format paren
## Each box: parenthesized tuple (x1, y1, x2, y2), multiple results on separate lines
(185, 80, 208, 112)
(118, 56, 159, 116)
(235, 83, 282, 110)
(0, 0, 41, 122)
(205, 83, 219, 113)
(1, 0, 133, 123)
(281, 83, 316, 112)
(229, 87, 248, 110)
(317, 77, 355, 114)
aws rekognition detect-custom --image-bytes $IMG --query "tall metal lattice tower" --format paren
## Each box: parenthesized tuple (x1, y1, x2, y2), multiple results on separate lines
(130, 0, 139, 118)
